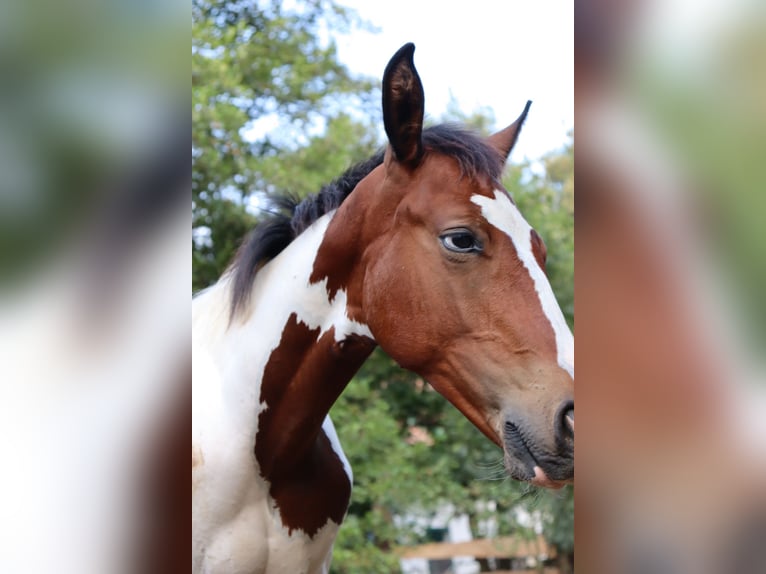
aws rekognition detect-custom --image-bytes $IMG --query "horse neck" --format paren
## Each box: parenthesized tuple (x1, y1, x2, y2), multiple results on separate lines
(203, 212, 376, 477)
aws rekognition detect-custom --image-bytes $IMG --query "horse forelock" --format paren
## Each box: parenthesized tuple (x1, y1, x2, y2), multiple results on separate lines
(421, 124, 505, 184)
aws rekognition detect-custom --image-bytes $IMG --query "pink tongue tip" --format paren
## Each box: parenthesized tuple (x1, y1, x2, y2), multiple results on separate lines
(531, 466, 566, 490)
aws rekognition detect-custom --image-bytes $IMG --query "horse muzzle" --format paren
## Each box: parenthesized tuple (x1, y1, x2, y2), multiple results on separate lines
(501, 400, 574, 488)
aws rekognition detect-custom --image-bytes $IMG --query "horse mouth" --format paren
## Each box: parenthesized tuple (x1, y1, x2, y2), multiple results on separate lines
(503, 421, 572, 489)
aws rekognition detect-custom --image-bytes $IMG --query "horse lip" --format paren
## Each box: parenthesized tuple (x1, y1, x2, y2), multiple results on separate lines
(530, 466, 568, 489)
(503, 421, 539, 480)
(503, 421, 572, 487)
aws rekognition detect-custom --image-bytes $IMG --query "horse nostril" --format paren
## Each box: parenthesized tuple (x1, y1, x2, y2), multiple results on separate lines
(556, 400, 574, 440)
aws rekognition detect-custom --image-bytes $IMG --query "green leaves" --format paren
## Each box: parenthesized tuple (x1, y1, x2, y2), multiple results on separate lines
(192, 0, 375, 290)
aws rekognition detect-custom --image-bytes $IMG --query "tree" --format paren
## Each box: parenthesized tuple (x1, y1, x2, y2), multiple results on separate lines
(192, 0, 376, 291)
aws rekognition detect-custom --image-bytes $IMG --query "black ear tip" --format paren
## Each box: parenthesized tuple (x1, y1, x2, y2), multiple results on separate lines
(388, 42, 416, 69)
(398, 42, 415, 58)
(383, 43, 418, 86)
(518, 100, 532, 124)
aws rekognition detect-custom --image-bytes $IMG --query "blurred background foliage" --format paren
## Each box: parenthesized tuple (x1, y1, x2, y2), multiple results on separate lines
(634, 16, 766, 355)
(192, 1, 573, 571)
(0, 0, 186, 285)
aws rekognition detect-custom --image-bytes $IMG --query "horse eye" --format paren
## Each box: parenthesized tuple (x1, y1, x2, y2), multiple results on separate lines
(440, 230, 482, 254)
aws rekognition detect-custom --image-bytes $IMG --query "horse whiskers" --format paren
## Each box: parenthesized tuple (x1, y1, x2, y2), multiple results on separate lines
(471, 457, 506, 470)
(476, 475, 511, 483)
(473, 460, 511, 482)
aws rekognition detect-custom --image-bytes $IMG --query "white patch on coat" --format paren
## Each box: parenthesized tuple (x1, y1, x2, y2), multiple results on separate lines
(322, 415, 353, 485)
(192, 211, 367, 574)
(471, 190, 574, 378)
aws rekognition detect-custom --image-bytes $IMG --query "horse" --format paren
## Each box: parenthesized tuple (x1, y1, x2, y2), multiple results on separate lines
(192, 43, 574, 574)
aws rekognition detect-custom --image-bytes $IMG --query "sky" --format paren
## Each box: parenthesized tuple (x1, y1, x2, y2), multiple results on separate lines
(334, 0, 574, 161)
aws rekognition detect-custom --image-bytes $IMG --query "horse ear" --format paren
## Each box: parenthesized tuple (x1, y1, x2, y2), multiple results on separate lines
(488, 100, 532, 162)
(382, 43, 425, 168)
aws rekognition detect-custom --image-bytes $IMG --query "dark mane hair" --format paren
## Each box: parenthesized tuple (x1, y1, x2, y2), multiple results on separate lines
(229, 124, 503, 317)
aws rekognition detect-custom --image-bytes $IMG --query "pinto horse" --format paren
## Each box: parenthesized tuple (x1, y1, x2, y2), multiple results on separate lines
(192, 43, 574, 574)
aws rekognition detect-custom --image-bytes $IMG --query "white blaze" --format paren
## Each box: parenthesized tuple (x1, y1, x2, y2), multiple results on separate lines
(471, 190, 574, 378)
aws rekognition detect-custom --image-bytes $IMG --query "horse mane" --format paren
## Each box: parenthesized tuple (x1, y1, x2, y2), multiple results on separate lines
(229, 124, 504, 317)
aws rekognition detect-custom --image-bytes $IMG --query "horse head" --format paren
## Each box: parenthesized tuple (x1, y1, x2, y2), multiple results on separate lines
(312, 44, 574, 487)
